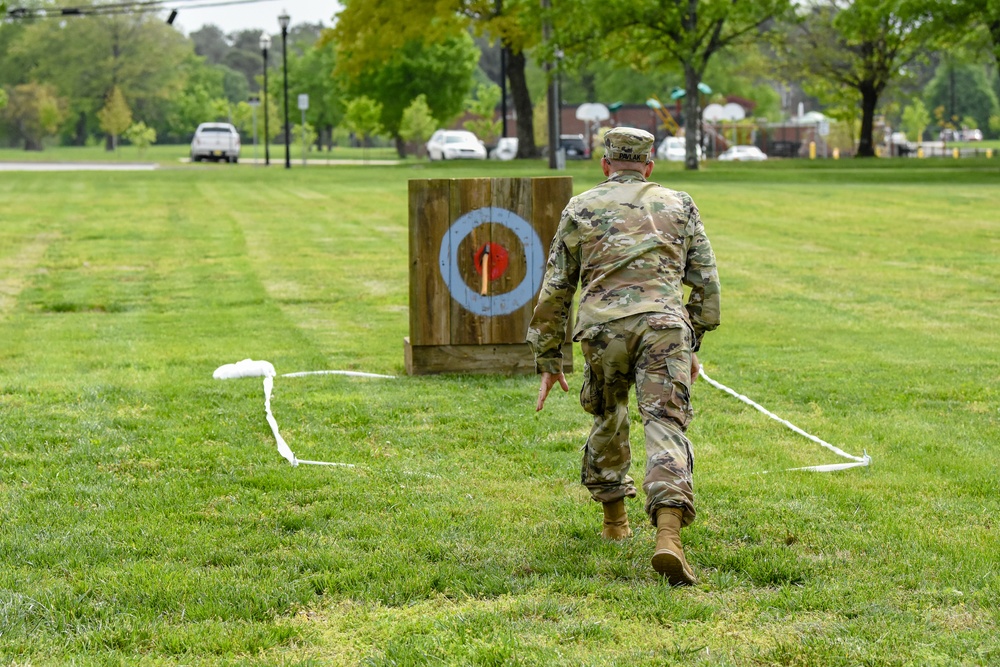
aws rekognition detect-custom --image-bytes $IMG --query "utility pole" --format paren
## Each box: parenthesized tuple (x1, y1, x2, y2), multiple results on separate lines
(541, 0, 560, 169)
(496, 0, 508, 139)
(259, 34, 271, 166)
(279, 11, 291, 169)
(500, 46, 508, 139)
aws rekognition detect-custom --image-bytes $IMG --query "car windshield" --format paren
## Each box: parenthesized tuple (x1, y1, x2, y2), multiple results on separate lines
(446, 134, 474, 144)
(201, 127, 233, 133)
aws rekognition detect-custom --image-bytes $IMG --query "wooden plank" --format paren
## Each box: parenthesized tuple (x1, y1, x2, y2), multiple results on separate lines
(488, 177, 532, 344)
(409, 179, 452, 346)
(449, 178, 492, 345)
(531, 177, 575, 353)
(405, 337, 574, 376)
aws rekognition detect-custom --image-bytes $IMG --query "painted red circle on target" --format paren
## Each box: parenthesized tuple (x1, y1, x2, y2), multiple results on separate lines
(473, 243, 509, 281)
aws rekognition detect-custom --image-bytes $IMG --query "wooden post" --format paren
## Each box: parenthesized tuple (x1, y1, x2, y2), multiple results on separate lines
(405, 177, 574, 375)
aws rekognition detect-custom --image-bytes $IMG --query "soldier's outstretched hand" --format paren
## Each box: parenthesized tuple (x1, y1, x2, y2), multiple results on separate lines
(536, 371, 569, 412)
(691, 352, 700, 382)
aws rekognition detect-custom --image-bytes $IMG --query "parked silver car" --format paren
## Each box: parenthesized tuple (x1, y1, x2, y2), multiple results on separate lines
(190, 123, 241, 163)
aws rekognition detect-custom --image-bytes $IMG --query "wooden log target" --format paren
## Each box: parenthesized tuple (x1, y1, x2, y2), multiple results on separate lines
(405, 177, 574, 375)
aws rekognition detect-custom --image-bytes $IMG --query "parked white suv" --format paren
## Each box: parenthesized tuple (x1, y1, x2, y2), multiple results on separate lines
(190, 123, 241, 163)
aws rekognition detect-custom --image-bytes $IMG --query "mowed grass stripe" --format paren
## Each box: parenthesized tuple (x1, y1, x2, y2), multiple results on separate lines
(0, 161, 997, 665)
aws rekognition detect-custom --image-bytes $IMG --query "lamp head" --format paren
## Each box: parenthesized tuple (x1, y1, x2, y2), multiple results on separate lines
(278, 11, 290, 30)
(259, 33, 271, 50)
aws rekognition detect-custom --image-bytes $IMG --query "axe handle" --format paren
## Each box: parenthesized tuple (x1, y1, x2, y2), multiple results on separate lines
(480, 251, 489, 295)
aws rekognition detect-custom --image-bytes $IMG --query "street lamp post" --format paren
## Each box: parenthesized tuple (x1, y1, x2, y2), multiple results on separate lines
(278, 10, 291, 169)
(259, 33, 271, 166)
(248, 95, 260, 165)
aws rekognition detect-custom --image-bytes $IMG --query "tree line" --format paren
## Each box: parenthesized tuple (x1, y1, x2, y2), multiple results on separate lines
(1, 0, 999, 166)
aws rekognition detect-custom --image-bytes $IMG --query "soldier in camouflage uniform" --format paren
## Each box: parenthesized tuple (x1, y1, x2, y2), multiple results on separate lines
(527, 127, 721, 585)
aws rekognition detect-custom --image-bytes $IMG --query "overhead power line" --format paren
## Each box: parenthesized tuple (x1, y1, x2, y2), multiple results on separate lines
(4, 0, 276, 21)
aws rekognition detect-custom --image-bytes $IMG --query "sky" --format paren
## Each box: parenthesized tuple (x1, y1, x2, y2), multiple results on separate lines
(172, 0, 343, 35)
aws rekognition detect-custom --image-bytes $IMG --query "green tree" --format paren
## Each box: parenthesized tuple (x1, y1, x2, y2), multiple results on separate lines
(901, 99, 930, 143)
(343, 95, 384, 155)
(341, 33, 479, 157)
(559, 0, 791, 169)
(232, 97, 281, 144)
(464, 83, 502, 146)
(558, 59, 681, 106)
(123, 121, 157, 155)
(5, 13, 189, 146)
(936, 1, 1000, 91)
(924, 61, 999, 138)
(287, 33, 343, 150)
(332, 0, 542, 158)
(190, 24, 230, 65)
(399, 94, 437, 156)
(702, 45, 783, 121)
(292, 122, 318, 156)
(219, 65, 251, 104)
(165, 55, 233, 141)
(225, 29, 271, 93)
(774, 0, 939, 158)
(0, 88, 7, 113)
(97, 86, 133, 151)
(1, 83, 67, 150)
(532, 96, 548, 151)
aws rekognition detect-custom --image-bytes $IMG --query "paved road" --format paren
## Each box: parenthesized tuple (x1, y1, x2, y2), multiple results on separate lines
(185, 157, 402, 166)
(0, 158, 402, 171)
(0, 162, 159, 172)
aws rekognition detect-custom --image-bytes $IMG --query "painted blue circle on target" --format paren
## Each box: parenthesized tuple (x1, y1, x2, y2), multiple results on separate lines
(439, 207, 543, 316)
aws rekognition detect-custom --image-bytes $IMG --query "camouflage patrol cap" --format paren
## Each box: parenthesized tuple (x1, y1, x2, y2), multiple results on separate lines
(604, 127, 654, 162)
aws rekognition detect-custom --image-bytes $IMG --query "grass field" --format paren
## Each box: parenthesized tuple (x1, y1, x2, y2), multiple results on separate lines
(1, 156, 998, 665)
(0, 143, 402, 164)
(1, 141, 997, 164)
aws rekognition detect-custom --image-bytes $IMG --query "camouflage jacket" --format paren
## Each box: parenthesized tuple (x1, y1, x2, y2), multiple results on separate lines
(526, 170, 721, 374)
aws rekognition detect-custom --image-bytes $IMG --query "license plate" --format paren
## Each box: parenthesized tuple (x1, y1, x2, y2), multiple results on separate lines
(213, 151, 221, 156)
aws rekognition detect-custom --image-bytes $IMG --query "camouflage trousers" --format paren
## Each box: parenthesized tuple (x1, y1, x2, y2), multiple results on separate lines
(578, 313, 696, 527)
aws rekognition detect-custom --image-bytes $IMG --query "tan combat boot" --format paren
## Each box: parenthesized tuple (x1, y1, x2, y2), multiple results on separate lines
(652, 507, 697, 586)
(601, 499, 633, 540)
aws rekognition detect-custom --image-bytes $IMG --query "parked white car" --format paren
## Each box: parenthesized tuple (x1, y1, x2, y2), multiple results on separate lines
(656, 136, 703, 162)
(190, 123, 241, 163)
(718, 145, 768, 162)
(426, 130, 487, 161)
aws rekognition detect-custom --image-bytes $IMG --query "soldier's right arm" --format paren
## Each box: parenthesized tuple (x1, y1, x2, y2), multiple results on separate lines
(526, 208, 582, 374)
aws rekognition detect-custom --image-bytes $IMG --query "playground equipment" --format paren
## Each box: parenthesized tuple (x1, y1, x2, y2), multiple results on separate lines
(646, 96, 680, 136)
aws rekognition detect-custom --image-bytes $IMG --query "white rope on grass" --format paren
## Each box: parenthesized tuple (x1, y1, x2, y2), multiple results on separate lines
(215, 358, 866, 474)
(698, 366, 871, 473)
(213, 359, 396, 467)
(281, 370, 396, 379)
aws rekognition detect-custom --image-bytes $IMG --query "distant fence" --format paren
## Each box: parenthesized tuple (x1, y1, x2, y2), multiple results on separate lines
(906, 144, 996, 159)
(709, 124, 997, 160)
